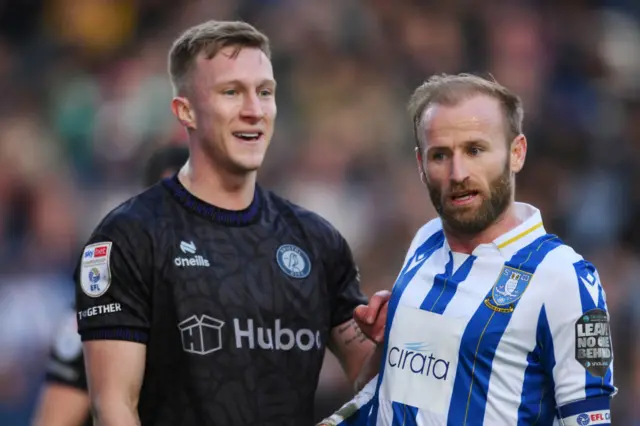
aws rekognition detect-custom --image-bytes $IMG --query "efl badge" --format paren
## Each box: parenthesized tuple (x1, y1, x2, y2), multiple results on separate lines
(80, 242, 113, 298)
(485, 266, 532, 313)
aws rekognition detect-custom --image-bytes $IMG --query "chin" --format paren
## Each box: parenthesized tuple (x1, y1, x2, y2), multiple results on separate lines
(230, 157, 265, 174)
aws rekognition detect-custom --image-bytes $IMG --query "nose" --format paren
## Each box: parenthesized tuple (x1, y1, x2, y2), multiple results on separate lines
(450, 153, 470, 184)
(240, 93, 264, 121)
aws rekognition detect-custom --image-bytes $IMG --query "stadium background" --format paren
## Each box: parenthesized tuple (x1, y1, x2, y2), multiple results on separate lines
(0, 0, 638, 424)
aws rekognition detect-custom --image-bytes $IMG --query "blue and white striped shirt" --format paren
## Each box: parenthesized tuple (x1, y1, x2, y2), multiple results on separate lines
(324, 203, 616, 426)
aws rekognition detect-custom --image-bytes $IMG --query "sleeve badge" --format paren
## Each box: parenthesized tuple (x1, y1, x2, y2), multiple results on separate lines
(80, 242, 113, 298)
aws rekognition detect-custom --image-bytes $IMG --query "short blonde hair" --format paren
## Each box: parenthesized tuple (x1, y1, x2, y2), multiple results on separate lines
(168, 20, 271, 94)
(408, 73, 524, 149)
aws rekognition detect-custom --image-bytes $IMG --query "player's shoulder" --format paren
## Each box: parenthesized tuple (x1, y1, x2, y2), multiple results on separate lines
(92, 183, 166, 238)
(413, 217, 444, 241)
(535, 238, 600, 291)
(407, 217, 444, 253)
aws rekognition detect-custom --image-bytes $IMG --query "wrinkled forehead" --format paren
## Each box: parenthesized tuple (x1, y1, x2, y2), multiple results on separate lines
(421, 96, 507, 145)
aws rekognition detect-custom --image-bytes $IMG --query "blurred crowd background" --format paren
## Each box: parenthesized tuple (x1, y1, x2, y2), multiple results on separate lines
(0, 0, 639, 424)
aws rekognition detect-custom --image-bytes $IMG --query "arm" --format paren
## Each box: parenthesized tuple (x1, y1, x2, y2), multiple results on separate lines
(323, 229, 378, 387)
(32, 310, 91, 426)
(354, 344, 383, 392)
(350, 291, 390, 391)
(328, 319, 376, 387)
(84, 341, 146, 426)
(74, 214, 153, 426)
(321, 226, 427, 423)
(545, 259, 616, 425)
(330, 296, 391, 392)
(32, 385, 90, 426)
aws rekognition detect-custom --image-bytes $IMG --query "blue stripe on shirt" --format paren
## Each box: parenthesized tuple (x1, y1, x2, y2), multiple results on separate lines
(557, 395, 610, 418)
(421, 253, 477, 315)
(368, 230, 445, 426)
(391, 402, 419, 426)
(517, 305, 557, 425)
(381, 251, 478, 424)
(448, 234, 562, 425)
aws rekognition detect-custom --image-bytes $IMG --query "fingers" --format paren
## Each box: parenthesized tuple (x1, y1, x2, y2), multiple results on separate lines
(354, 290, 392, 324)
(373, 303, 388, 342)
(367, 291, 391, 321)
(374, 290, 391, 303)
(354, 304, 372, 325)
(366, 296, 383, 319)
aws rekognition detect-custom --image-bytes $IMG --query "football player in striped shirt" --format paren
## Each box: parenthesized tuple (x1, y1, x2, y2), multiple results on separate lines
(319, 73, 616, 426)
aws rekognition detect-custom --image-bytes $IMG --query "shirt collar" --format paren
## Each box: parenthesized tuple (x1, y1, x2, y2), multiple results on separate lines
(442, 202, 547, 259)
(492, 202, 546, 258)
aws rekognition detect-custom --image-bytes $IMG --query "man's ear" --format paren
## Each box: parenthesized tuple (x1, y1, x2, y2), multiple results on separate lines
(415, 147, 427, 186)
(171, 97, 196, 130)
(510, 134, 527, 173)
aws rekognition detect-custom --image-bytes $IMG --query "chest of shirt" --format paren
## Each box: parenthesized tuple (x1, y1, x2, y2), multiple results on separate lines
(380, 254, 551, 415)
(394, 254, 548, 362)
(147, 226, 333, 348)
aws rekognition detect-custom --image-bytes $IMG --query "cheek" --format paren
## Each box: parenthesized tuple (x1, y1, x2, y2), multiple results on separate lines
(264, 101, 277, 121)
(474, 155, 505, 180)
(200, 104, 229, 130)
(425, 170, 446, 191)
(425, 164, 445, 184)
(475, 169, 502, 193)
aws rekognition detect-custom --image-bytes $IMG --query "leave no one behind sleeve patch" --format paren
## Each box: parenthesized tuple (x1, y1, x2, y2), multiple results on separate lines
(575, 308, 612, 377)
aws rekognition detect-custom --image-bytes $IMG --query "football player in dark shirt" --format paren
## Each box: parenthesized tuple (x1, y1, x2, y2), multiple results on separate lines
(31, 145, 189, 426)
(74, 20, 386, 426)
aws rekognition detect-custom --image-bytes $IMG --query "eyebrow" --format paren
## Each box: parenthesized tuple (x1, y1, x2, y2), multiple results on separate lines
(463, 138, 491, 146)
(216, 78, 277, 88)
(426, 145, 451, 155)
(425, 138, 491, 154)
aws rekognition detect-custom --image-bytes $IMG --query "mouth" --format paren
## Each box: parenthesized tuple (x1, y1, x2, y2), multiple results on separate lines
(449, 190, 480, 206)
(232, 131, 264, 143)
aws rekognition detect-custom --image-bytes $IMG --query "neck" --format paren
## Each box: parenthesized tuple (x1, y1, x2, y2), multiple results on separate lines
(444, 203, 521, 254)
(178, 147, 256, 211)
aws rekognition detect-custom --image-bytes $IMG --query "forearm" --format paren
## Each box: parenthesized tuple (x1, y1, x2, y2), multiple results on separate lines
(92, 397, 140, 426)
(31, 385, 90, 426)
(354, 343, 383, 392)
(82, 340, 146, 426)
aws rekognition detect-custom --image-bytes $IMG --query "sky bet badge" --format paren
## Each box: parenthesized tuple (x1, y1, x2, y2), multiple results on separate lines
(485, 266, 532, 313)
(80, 242, 113, 298)
(575, 308, 612, 377)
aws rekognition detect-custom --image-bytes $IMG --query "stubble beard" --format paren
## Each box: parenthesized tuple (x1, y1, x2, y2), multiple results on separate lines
(428, 161, 513, 236)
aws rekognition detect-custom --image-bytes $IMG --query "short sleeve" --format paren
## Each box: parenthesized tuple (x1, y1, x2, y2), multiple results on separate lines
(74, 213, 152, 344)
(544, 259, 616, 425)
(44, 308, 87, 391)
(326, 232, 367, 328)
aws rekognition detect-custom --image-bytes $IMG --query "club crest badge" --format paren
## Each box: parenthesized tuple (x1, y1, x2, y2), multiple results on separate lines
(276, 244, 311, 279)
(485, 266, 532, 313)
